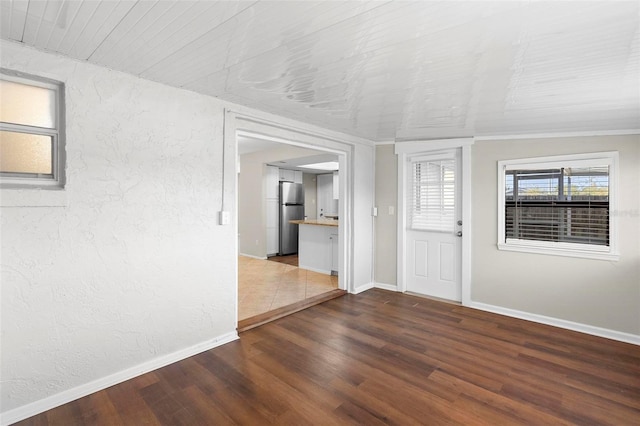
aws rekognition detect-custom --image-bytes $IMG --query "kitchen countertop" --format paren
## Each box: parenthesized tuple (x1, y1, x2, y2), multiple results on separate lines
(289, 219, 339, 227)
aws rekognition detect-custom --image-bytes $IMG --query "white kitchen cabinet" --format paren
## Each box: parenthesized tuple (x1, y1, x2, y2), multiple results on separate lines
(332, 171, 339, 200)
(298, 223, 339, 275)
(278, 168, 303, 183)
(265, 165, 279, 199)
(330, 232, 339, 274)
(266, 199, 279, 255)
(265, 165, 280, 256)
(279, 168, 294, 182)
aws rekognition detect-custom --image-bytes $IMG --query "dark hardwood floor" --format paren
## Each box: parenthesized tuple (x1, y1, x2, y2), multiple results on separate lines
(15, 289, 640, 425)
(237, 288, 347, 333)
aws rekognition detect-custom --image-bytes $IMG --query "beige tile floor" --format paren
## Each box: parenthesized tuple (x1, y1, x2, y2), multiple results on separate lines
(238, 255, 339, 320)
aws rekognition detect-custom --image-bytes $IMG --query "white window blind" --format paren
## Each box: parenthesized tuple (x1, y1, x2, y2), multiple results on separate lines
(505, 166, 609, 246)
(409, 159, 455, 232)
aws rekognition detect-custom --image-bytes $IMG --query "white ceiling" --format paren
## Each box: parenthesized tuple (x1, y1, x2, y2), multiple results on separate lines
(2, 1, 638, 141)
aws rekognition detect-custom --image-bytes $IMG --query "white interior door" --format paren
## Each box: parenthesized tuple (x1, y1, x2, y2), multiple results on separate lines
(405, 149, 462, 301)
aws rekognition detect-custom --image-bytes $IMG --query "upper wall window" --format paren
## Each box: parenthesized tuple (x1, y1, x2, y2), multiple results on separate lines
(498, 152, 618, 261)
(0, 69, 64, 188)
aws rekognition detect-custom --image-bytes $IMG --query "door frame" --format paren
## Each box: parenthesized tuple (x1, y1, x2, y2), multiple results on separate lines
(396, 138, 474, 304)
(225, 109, 362, 322)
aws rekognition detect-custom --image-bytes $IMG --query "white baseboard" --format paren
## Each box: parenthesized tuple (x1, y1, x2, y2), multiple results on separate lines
(468, 301, 640, 346)
(299, 265, 331, 275)
(239, 253, 267, 260)
(374, 282, 399, 292)
(353, 282, 375, 294)
(1, 331, 239, 426)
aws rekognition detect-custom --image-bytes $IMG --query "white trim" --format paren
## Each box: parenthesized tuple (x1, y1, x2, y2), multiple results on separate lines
(226, 108, 373, 148)
(497, 151, 618, 261)
(396, 151, 407, 292)
(228, 111, 358, 294)
(395, 138, 474, 153)
(374, 140, 396, 146)
(0, 68, 66, 189)
(299, 265, 332, 275)
(460, 144, 472, 306)
(374, 282, 399, 292)
(475, 129, 640, 141)
(396, 138, 474, 301)
(239, 253, 268, 260)
(468, 301, 640, 346)
(0, 332, 239, 426)
(237, 130, 345, 155)
(498, 241, 620, 261)
(353, 282, 375, 294)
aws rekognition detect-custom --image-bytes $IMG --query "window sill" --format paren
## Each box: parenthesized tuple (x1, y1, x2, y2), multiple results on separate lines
(497, 241, 619, 261)
(1, 187, 67, 207)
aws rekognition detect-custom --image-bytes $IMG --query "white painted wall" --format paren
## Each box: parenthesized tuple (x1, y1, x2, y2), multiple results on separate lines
(0, 41, 376, 422)
(0, 41, 236, 418)
(303, 173, 317, 220)
(352, 143, 376, 292)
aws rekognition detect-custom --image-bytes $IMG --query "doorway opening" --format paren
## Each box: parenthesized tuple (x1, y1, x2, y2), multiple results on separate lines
(230, 116, 352, 329)
(396, 139, 473, 305)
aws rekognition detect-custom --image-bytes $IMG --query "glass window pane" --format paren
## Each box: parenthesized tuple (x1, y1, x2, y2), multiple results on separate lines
(0, 130, 52, 175)
(409, 159, 455, 232)
(0, 79, 56, 129)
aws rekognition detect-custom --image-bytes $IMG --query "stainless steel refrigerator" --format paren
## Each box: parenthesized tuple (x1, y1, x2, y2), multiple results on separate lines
(279, 182, 305, 255)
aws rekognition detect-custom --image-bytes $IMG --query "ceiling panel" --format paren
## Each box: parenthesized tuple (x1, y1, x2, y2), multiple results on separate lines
(2, 0, 638, 141)
(0, 0, 29, 40)
(115, 1, 253, 74)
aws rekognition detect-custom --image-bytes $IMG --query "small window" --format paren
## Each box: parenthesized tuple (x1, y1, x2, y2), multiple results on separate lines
(409, 156, 455, 232)
(498, 152, 618, 261)
(0, 69, 64, 188)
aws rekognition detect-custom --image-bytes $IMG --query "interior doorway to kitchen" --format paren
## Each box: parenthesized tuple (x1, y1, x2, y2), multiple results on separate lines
(234, 128, 349, 327)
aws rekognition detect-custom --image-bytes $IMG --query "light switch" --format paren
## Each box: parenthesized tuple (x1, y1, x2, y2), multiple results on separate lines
(388, 206, 395, 215)
(219, 211, 230, 225)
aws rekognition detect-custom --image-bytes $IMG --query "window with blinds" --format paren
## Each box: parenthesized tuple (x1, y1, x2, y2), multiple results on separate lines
(409, 159, 455, 232)
(506, 167, 609, 245)
(498, 152, 618, 261)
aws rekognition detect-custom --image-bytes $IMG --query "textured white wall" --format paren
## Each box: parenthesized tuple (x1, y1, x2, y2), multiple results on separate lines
(0, 41, 238, 414)
(1, 40, 377, 420)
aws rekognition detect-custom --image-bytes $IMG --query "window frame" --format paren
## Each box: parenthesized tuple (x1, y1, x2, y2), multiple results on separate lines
(497, 151, 619, 261)
(0, 69, 65, 189)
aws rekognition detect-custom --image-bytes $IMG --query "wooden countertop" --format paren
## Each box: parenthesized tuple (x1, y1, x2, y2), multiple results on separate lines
(289, 219, 339, 227)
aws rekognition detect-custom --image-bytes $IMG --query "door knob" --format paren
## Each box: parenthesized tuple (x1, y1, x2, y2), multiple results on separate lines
(456, 231, 462, 237)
